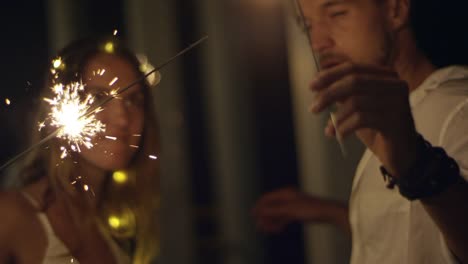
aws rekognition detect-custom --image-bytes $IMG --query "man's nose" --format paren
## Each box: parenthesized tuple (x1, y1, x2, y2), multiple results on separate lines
(310, 25, 334, 55)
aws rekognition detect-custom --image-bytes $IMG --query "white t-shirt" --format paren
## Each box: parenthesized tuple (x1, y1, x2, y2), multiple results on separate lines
(349, 66, 468, 264)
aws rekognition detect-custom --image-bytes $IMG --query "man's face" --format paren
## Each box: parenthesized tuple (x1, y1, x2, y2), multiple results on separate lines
(300, 0, 393, 69)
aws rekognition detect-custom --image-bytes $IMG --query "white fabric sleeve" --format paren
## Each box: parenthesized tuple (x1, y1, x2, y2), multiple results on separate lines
(439, 97, 468, 181)
(436, 97, 468, 264)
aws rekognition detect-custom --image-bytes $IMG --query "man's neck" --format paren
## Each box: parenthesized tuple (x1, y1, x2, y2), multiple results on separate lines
(392, 30, 437, 93)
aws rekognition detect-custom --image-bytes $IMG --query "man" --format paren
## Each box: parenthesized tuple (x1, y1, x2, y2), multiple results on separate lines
(253, 0, 468, 263)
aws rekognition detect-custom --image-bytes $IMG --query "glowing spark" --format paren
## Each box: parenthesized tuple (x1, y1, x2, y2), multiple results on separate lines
(38, 122, 45, 131)
(113, 29, 118, 36)
(109, 77, 118, 86)
(41, 82, 105, 158)
(5, 98, 10, 105)
(105, 136, 117, 140)
(148, 155, 158, 160)
(132, 134, 141, 137)
(109, 89, 119, 96)
(99, 69, 106, 76)
(129, 145, 139, 149)
(52, 57, 62, 69)
(83, 184, 89, 191)
(60, 147, 68, 159)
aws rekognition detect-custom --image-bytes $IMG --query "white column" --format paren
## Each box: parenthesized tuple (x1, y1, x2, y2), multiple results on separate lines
(124, 1, 196, 264)
(284, 3, 363, 264)
(196, 1, 264, 264)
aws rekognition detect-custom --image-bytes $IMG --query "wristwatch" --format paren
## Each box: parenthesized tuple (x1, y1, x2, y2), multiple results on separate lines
(380, 134, 463, 201)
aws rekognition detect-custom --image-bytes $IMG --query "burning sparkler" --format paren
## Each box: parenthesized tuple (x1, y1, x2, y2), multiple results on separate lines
(41, 82, 106, 158)
(0, 35, 208, 171)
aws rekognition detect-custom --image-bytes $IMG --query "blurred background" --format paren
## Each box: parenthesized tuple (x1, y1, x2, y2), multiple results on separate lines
(0, 0, 364, 263)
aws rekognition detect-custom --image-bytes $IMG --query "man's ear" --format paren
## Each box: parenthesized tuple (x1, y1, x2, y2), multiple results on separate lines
(386, 0, 410, 31)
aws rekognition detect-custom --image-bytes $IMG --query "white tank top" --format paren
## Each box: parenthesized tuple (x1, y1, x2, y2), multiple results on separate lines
(21, 192, 131, 264)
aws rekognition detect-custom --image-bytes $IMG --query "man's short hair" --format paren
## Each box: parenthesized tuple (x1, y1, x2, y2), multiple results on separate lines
(410, 0, 468, 68)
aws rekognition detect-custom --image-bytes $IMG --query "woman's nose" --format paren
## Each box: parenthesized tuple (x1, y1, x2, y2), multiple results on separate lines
(106, 99, 130, 127)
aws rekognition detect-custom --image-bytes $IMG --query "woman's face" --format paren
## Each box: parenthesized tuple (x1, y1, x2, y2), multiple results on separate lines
(78, 53, 145, 170)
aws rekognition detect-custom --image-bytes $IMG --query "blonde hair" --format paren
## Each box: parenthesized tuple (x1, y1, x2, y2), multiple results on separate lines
(18, 36, 160, 263)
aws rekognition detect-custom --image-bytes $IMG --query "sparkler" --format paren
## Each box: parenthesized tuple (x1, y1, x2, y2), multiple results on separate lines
(42, 82, 105, 158)
(0, 35, 209, 171)
(293, 0, 346, 156)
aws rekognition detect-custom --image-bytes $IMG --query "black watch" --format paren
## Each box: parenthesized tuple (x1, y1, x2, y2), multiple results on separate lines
(380, 134, 462, 201)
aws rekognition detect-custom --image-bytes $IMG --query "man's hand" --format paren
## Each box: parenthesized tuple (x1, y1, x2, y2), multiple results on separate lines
(252, 188, 349, 234)
(310, 62, 419, 178)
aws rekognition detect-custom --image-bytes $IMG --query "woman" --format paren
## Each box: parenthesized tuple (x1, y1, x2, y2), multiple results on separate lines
(0, 36, 160, 263)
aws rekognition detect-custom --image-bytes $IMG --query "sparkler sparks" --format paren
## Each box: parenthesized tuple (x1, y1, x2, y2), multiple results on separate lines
(41, 82, 105, 158)
(109, 77, 118, 86)
(52, 57, 62, 69)
(148, 155, 158, 160)
(0, 35, 208, 171)
(5, 98, 10, 105)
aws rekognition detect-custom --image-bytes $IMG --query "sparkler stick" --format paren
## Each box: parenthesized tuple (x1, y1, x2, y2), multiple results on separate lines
(293, 0, 346, 156)
(0, 35, 208, 171)
(0, 130, 59, 171)
(85, 35, 209, 117)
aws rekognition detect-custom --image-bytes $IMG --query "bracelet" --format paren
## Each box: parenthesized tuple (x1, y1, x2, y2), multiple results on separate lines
(380, 134, 462, 201)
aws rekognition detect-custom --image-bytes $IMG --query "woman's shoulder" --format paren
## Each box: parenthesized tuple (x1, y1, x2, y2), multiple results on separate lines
(0, 191, 35, 254)
(0, 190, 38, 227)
(0, 180, 48, 235)
(0, 189, 49, 264)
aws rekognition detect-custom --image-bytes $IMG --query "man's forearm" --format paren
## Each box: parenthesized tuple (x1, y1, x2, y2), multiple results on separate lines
(422, 180, 468, 263)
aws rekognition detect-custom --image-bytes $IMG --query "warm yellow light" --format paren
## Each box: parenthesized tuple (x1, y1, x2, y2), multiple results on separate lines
(106, 208, 136, 238)
(104, 41, 115, 53)
(5, 98, 10, 105)
(108, 215, 121, 229)
(112, 170, 128, 184)
(52, 57, 63, 69)
(137, 54, 161, 86)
